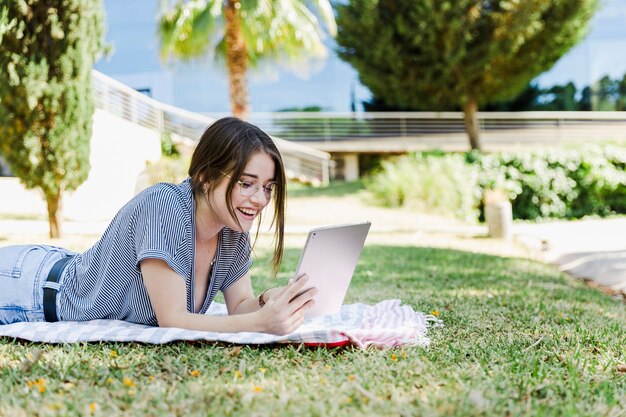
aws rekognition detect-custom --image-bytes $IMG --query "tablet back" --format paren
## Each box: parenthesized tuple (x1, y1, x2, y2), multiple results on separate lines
(294, 222, 371, 318)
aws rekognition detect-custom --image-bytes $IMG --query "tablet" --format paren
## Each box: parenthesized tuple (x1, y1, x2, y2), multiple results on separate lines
(293, 221, 371, 318)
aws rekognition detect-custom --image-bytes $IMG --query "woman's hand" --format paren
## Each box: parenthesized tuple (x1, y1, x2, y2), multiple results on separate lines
(256, 274, 317, 335)
(258, 286, 286, 306)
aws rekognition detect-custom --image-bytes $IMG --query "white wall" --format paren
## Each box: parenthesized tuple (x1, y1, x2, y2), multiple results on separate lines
(0, 109, 161, 221)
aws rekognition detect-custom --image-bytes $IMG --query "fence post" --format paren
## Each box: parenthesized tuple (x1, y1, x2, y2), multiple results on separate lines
(484, 190, 512, 241)
(324, 117, 331, 142)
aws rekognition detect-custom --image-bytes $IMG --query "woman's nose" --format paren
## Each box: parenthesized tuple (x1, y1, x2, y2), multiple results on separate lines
(249, 186, 269, 204)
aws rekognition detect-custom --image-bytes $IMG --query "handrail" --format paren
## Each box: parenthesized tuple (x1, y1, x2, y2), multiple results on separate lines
(245, 111, 626, 143)
(248, 111, 626, 119)
(91, 70, 331, 185)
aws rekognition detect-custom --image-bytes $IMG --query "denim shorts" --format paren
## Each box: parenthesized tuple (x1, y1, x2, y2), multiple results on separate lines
(0, 245, 74, 324)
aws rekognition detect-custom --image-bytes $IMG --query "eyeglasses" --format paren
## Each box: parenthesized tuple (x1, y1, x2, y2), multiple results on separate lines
(221, 172, 277, 198)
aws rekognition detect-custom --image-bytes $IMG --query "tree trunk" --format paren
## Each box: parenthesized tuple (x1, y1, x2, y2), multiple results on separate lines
(463, 99, 482, 151)
(224, 0, 249, 120)
(45, 191, 62, 239)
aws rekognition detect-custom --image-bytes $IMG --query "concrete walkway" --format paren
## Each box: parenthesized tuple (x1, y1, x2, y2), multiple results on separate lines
(514, 218, 626, 294)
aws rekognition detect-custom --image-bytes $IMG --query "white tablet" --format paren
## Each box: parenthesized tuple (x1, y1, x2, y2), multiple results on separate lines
(293, 221, 371, 318)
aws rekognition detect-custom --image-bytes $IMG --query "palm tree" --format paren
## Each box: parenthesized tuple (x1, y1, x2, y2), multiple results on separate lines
(159, 0, 337, 119)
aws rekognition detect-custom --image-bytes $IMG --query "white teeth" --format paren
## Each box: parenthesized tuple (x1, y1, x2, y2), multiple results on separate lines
(239, 208, 256, 216)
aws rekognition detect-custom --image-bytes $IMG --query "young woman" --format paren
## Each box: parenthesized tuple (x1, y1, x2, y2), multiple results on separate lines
(0, 118, 317, 335)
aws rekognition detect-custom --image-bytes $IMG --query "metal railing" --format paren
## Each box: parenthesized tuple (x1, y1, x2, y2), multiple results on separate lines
(246, 111, 626, 144)
(91, 71, 331, 185)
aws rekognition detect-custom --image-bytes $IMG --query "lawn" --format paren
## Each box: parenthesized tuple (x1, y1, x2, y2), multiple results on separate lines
(1, 244, 624, 416)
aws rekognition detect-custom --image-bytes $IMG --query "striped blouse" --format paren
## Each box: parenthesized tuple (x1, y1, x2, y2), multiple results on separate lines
(58, 178, 252, 326)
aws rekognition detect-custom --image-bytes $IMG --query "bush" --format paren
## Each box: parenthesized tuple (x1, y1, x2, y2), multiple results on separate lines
(366, 145, 626, 222)
(474, 145, 626, 220)
(366, 153, 479, 222)
(136, 156, 190, 193)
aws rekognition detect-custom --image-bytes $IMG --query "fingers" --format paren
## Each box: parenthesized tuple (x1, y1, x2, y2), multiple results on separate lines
(282, 306, 309, 335)
(289, 286, 318, 306)
(262, 275, 317, 335)
(281, 274, 312, 301)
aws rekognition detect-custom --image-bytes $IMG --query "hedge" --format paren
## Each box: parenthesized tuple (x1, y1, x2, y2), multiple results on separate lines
(366, 145, 626, 222)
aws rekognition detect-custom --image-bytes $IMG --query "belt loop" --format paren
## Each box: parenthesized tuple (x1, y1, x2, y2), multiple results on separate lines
(43, 256, 73, 322)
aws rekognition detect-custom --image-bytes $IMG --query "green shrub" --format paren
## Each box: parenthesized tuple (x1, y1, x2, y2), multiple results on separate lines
(160, 132, 180, 157)
(366, 145, 626, 222)
(366, 153, 479, 222)
(474, 145, 626, 220)
(137, 156, 190, 192)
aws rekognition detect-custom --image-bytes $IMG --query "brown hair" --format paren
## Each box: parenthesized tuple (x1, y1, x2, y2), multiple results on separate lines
(188, 117, 286, 275)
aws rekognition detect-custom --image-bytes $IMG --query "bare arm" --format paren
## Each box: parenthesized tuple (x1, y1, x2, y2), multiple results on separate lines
(222, 272, 261, 315)
(140, 258, 316, 335)
(222, 273, 296, 315)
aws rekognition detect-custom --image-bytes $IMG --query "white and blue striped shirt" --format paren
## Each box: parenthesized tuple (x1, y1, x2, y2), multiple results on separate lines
(58, 178, 252, 326)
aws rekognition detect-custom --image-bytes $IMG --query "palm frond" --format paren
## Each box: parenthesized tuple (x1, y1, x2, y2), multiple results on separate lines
(159, 0, 336, 69)
(307, 0, 338, 36)
(158, 0, 223, 61)
(240, 0, 334, 71)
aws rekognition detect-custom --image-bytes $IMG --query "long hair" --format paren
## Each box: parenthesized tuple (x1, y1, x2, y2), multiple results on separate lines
(188, 117, 286, 275)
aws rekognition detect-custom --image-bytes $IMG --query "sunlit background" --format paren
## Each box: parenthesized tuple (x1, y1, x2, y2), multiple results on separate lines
(96, 0, 626, 113)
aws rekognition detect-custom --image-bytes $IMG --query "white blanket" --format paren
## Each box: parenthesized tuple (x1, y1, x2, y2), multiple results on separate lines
(0, 300, 442, 348)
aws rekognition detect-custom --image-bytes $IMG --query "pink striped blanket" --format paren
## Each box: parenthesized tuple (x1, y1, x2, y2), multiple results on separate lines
(0, 300, 442, 348)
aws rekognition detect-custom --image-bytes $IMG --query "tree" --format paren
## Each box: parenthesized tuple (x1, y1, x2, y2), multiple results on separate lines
(158, 0, 337, 120)
(578, 86, 592, 111)
(544, 82, 578, 111)
(483, 83, 544, 111)
(0, 1, 104, 238)
(335, 0, 599, 150)
(617, 74, 626, 111)
(592, 76, 617, 111)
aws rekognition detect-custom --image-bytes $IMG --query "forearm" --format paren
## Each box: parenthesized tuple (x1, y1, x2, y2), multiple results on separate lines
(159, 310, 267, 333)
(161, 276, 316, 336)
(229, 294, 263, 315)
(228, 288, 278, 315)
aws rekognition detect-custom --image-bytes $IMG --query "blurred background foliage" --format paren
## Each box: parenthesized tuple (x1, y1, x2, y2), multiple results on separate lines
(366, 145, 626, 222)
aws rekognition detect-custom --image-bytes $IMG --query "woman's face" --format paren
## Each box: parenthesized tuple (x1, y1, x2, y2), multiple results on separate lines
(210, 151, 276, 233)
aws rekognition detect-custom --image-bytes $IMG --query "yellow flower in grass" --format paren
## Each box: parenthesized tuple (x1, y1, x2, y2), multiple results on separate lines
(430, 310, 440, 317)
(391, 353, 398, 362)
(347, 375, 356, 381)
(190, 370, 201, 377)
(27, 378, 46, 393)
(253, 386, 263, 393)
(110, 350, 118, 358)
(89, 402, 97, 413)
(123, 377, 135, 387)
(234, 370, 243, 379)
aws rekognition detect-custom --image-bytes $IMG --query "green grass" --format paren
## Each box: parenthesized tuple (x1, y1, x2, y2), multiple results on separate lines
(1, 245, 625, 416)
(0, 212, 45, 221)
(287, 180, 365, 198)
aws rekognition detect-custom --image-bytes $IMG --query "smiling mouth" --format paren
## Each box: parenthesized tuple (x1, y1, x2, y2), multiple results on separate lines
(237, 208, 257, 219)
